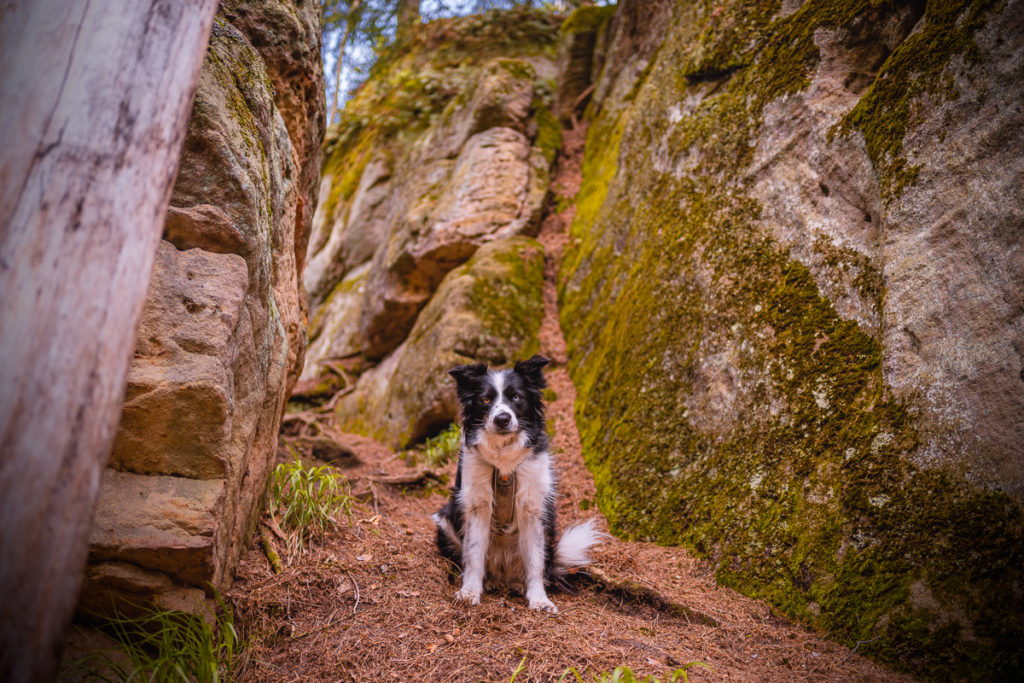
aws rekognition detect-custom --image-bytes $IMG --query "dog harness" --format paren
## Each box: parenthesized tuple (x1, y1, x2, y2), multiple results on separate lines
(491, 467, 517, 535)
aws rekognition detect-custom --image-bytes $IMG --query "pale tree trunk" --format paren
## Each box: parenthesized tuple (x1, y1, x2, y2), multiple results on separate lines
(396, 0, 420, 36)
(0, 1, 219, 681)
(328, 0, 360, 126)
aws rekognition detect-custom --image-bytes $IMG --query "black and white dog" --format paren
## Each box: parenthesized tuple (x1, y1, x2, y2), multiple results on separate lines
(433, 355, 602, 613)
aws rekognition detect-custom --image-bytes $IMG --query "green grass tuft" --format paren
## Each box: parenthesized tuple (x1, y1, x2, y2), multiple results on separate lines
(422, 422, 462, 468)
(559, 663, 708, 683)
(267, 454, 355, 560)
(73, 592, 239, 683)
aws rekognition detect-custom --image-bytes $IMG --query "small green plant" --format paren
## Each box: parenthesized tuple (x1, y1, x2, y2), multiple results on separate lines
(509, 655, 528, 682)
(267, 454, 354, 558)
(74, 593, 239, 683)
(422, 422, 461, 467)
(559, 663, 708, 683)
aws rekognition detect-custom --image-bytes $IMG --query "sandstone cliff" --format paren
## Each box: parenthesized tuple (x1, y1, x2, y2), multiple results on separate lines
(78, 0, 324, 617)
(558, 0, 1023, 678)
(300, 8, 561, 449)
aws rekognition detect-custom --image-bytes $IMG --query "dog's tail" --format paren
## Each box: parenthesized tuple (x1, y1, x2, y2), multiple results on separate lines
(553, 518, 607, 576)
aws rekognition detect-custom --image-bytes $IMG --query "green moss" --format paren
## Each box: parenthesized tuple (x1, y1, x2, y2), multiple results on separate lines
(559, 0, 1023, 678)
(494, 57, 536, 82)
(560, 5, 617, 36)
(532, 103, 563, 165)
(560, 110, 626, 286)
(468, 239, 545, 362)
(840, 0, 998, 203)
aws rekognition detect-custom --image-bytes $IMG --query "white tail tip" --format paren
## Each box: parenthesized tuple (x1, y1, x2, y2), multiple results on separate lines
(554, 518, 608, 572)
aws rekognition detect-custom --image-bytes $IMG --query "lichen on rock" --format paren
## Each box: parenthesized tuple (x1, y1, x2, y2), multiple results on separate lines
(559, 0, 1024, 678)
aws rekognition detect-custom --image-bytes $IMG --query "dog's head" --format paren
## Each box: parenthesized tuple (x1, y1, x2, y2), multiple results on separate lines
(449, 355, 550, 437)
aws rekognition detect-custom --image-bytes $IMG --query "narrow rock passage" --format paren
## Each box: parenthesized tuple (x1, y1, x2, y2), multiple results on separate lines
(229, 128, 912, 682)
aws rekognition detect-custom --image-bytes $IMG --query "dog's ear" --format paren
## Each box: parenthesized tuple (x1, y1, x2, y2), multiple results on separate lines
(514, 355, 550, 389)
(448, 362, 487, 402)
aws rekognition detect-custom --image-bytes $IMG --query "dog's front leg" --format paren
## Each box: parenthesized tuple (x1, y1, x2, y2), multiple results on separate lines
(519, 509, 556, 613)
(455, 483, 491, 605)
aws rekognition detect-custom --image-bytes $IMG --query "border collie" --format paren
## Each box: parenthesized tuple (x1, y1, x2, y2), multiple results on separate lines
(432, 355, 603, 613)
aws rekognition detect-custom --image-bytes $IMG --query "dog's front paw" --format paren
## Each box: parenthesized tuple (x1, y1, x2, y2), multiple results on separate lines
(454, 588, 481, 606)
(527, 594, 558, 613)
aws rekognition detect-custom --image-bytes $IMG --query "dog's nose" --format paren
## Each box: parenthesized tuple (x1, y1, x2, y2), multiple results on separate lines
(494, 413, 511, 429)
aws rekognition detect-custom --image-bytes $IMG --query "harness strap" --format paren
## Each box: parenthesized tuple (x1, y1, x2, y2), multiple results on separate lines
(491, 467, 517, 535)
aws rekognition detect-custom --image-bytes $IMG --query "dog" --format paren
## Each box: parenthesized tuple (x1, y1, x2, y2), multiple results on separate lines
(432, 354, 603, 613)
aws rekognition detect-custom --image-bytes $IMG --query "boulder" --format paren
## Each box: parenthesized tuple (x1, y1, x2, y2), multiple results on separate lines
(427, 58, 538, 159)
(304, 154, 393, 302)
(82, 3, 322, 618)
(88, 470, 225, 588)
(558, 0, 1024, 677)
(219, 0, 326, 272)
(335, 237, 545, 449)
(358, 127, 546, 359)
(300, 262, 370, 383)
(303, 47, 559, 378)
(108, 242, 247, 479)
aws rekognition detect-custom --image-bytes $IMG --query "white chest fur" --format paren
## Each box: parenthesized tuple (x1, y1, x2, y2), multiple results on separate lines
(469, 430, 532, 476)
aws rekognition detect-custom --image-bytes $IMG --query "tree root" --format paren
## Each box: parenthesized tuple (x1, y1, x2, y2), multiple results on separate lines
(362, 469, 442, 486)
(260, 527, 282, 575)
(285, 435, 360, 465)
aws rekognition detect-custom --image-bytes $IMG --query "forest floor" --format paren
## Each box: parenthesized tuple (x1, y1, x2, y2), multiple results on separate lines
(228, 128, 913, 682)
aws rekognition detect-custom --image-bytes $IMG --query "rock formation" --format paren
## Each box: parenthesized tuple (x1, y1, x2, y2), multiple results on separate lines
(300, 8, 561, 449)
(558, 0, 1023, 678)
(79, 1, 324, 617)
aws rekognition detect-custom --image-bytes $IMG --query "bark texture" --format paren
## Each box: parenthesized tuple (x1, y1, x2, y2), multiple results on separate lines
(0, 1, 218, 681)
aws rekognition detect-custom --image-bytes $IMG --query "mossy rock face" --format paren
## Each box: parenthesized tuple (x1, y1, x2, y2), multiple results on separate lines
(301, 262, 371, 383)
(334, 237, 545, 449)
(303, 10, 563, 370)
(560, 0, 1024, 678)
(556, 5, 616, 125)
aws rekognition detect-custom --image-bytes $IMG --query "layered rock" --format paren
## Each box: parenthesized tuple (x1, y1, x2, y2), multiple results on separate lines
(558, 0, 1024, 678)
(80, 1, 324, 616)
(335, 238, 545, 448)
(300, 8, 561, 440)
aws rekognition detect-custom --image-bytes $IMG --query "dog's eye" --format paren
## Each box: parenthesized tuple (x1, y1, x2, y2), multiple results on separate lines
(511, 393, 521, 402)
(481, 396, 491, 405)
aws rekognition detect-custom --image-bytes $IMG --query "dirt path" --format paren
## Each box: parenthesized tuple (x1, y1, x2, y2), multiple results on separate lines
(229, 129, 912, 682)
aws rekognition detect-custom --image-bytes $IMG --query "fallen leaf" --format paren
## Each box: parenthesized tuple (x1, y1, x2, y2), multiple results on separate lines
(397, 590, 420, 598)
(356, 553, 372, 562)
(427, 643, 438, 653)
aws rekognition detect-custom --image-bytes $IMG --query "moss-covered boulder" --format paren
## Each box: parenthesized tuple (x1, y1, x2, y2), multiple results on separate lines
(559, 0, 1024, 678)
(301, 8, 562, 384)
(300, 262, 371, 383)
(334, 237, 544, 449)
